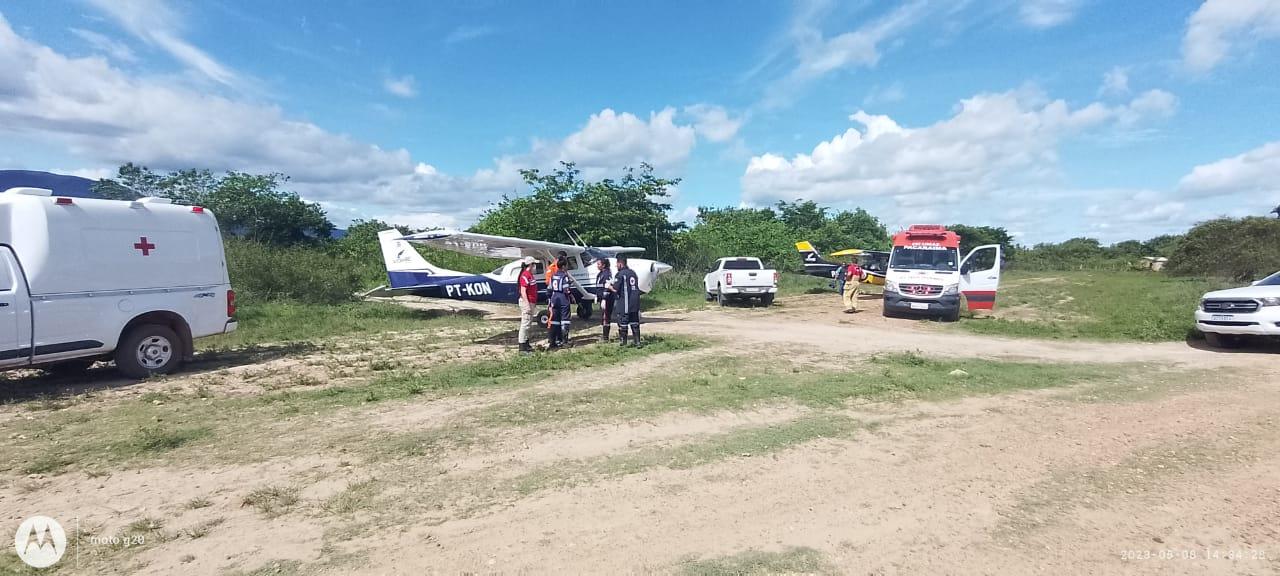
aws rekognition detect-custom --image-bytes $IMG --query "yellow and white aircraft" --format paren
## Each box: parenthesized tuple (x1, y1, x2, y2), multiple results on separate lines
(795, 241, 888, 286)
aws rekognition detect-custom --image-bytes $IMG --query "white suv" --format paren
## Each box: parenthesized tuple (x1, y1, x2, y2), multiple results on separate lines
(1195, 270, 1280, 348)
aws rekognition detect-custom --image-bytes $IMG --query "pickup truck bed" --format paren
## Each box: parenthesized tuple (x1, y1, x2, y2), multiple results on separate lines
(704, 257, 778, 306)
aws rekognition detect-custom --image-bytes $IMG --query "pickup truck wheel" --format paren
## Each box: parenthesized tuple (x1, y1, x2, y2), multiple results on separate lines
(717, 286, 727, 307)
(760, 294, 775, 306)
(1204, 332, 1243, 349)
(115, 324, 183, 379)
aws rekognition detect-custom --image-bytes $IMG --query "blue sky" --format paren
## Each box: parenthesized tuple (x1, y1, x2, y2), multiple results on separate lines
(1, 0, 1278, 244)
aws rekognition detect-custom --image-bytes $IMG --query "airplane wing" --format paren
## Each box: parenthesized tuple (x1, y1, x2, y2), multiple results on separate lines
(595, 246, 646, 254)
(400, 229, 585, 259)
(829, 248, 863, 257)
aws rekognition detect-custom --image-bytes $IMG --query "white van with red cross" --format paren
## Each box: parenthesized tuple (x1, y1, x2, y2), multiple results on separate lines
(882, 225, 1003, 322)
(0, 187, 236, 378)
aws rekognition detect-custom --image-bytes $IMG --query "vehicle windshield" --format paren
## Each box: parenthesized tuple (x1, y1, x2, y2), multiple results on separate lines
(890, 247, 958, 271)
(723, 259, 762, 270)
(1257, 271, 1280, 286)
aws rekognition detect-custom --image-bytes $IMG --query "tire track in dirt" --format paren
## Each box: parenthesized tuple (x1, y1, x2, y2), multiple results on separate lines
(352, 369, 1280, 574)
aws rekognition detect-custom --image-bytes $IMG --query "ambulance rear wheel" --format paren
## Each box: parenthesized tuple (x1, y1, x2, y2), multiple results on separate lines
(116, 324, 183, 379)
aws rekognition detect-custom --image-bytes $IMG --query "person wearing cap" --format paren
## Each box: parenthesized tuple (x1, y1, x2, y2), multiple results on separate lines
(609, 254, 642, 346)
(517, 256, 538, 353)
(595, 257, 616, 343)
(548, 255, 575, 348)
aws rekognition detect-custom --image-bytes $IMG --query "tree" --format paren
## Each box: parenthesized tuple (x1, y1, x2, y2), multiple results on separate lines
(1168, 217, 1280, 280)
(816, 208, 890, 251)
(672, 207, 795, 270)
(472, 162, 681, 256)
(1109, 240, 1148, 257)
(93, 164, 333, 245)
(948, 224, 1015, 257)
(775, 200, 828, 235)
(1272, 204, 1280, 219)
(1142, 234, 1183, 257)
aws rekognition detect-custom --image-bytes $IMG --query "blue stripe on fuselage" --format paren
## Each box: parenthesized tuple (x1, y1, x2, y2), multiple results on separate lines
(387, 271, 546, 304)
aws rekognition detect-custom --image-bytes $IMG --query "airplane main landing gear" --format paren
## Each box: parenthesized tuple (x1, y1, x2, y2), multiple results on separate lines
(577, 302, 593, 320)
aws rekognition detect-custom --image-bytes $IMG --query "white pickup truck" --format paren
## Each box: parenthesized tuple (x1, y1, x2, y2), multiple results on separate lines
(1195, 270, 1280, 348)
(704, 257, 779, 306)
(0, 187, 237, 378)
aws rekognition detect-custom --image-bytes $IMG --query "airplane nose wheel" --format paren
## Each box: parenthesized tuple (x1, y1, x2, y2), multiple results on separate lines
(537, 310, 550, 328)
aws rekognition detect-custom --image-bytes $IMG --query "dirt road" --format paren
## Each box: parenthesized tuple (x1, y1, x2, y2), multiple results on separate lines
(3, 295, 1277, 575)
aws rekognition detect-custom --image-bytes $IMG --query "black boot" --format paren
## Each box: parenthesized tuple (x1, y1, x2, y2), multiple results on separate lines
(601, 325, 611, 343)
(548, 326, 561, 349)
(519, 341, 533, 354)
(630, 325, 642, 347)
(618, 325, 628, 347)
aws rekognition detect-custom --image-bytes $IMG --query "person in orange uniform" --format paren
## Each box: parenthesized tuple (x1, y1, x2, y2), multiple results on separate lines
(544, 250, 568, 328)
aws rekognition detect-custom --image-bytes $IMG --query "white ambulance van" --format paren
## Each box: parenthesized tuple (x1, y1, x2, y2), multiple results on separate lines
(0, 187, 236, 378)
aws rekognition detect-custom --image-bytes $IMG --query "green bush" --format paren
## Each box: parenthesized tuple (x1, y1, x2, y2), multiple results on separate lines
(1167, 217, 1280, 281)
(225, 239, 369, 304)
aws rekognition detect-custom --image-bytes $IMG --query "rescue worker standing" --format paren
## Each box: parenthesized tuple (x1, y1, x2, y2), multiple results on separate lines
(595, 258, 615, 343)
(516, 256, 537, 353)
(843, 257, 864, 313)
(548, 255, 575, 348)
(610, 255, 642, 347)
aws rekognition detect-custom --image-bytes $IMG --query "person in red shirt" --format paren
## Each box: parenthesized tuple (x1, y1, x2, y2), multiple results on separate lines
(517, 257, 538, 353)
(843, 257, 864, 313)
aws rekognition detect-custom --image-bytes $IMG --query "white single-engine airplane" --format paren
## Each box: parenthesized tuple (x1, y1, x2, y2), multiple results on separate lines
(376, 229, 673, 321)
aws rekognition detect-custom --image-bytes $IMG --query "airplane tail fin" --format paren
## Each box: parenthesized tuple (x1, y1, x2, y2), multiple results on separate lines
(796, 241, 822, 263)
(796, 240, 840, 277)
(378, 229, 444, 279)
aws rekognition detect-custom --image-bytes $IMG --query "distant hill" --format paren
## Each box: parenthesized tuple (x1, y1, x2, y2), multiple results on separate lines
(0, 170, 101, 198)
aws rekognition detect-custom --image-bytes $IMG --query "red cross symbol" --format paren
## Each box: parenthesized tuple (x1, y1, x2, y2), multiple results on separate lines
(133, 236, 156, 256)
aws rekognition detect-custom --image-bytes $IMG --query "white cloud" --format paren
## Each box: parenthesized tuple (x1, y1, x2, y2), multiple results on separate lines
(759, 1, 929, 108)
(383, 75, 417, 98)
(682, 104, 743, 143)
(1018, 0, 1084, 29)
(444, 25, 495, 45)
(69, 28, 136, 63)
(741, 87, 1177, 207)
(84, 0, 237, 86)
(1183, 0, 1280, 73)
(1098, 66, 1129, 97)
(0, 14, 707, 228)
(1178, 141, 1280, 198)
(527, 108, 697, 175)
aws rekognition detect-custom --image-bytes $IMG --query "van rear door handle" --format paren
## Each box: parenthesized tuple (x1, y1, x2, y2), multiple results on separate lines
(0, 303, 9, 307)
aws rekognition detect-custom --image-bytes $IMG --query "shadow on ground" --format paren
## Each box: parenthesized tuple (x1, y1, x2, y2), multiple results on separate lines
(0, 342, 316, 403)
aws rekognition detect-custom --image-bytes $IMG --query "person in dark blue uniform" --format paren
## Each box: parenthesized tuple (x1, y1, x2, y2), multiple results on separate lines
(548, 255, 575, 349)
(595, 258, 615, 343)
(610, 254, 642, 347)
